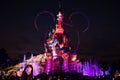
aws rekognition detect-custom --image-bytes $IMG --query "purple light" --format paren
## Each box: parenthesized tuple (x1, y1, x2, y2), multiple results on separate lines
(62, 60, 69, 72)
(30, 54, 40, 76)
(46, 59, 52, 74)
(77, 60, 106, 77)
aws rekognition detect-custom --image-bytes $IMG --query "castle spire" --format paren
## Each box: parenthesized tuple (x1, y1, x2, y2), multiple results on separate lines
(55, 12, 64, 34)
(57, 11, 63, 25)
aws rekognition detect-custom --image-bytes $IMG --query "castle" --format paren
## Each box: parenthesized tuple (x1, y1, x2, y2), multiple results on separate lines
(16, 12, 110, 77)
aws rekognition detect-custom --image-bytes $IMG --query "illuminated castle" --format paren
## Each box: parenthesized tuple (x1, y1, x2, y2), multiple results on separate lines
(17, 11, 110, 77)
(44, 12, 77, 73)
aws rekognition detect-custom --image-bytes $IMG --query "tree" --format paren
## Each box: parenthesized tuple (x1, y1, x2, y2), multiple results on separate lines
(0, 48, 11, 68)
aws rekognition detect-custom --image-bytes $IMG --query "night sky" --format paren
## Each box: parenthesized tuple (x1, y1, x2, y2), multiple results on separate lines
(0, 0, 120, 62)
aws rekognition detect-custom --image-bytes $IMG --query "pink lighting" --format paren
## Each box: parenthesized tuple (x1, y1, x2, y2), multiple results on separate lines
(62, 53, 69, 72)
(15, 11, 110, 77)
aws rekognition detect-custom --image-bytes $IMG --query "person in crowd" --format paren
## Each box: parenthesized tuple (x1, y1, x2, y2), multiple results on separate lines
(8, 70, 20, 80)
(0, 71, 7, 80)
(21, 65, 34, 80)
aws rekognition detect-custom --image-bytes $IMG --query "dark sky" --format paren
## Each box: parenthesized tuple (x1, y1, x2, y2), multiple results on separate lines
(0, 0, 120, 62)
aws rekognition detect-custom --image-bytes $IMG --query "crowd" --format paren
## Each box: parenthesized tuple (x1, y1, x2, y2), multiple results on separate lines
(0, 64, 120, 80)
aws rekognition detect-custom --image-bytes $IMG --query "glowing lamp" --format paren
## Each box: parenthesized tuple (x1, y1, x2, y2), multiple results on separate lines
(71, 54, 77, 61)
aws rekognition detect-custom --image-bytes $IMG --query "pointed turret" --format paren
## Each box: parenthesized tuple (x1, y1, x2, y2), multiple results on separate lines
(57, 12, 63, 25)
(55, 12, 64, 34)
(30, 53, 34, 64)
(23, 54, 27, 69)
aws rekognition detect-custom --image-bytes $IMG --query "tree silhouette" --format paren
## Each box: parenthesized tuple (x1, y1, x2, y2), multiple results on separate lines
(0, 48, 11, 68)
